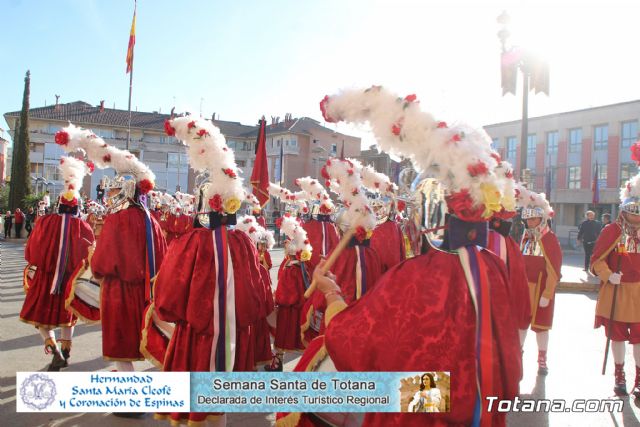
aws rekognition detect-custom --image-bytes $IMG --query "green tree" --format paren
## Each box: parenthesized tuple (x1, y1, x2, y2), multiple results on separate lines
(8, 70, 32, 211)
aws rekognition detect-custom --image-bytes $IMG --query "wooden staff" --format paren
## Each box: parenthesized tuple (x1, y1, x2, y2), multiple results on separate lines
(602, 246, 624, 375)
(304, 228, 355, 299)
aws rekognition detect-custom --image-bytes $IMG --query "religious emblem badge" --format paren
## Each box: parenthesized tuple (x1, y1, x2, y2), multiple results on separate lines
(20, 373, 57, 410)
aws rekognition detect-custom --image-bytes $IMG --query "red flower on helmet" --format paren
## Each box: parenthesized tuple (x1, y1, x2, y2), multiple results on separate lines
(320, 165, 331, 180)
(404, 94, 417, 103)
(164, 120, 176, 136)
(320, 95, 336, 123)
(139, 179, 154, 194)
(249, 227, 257, 233)
(437, 121, 448, 129)
(397, 200, 406, 212)
(347, 169, 354, 176)
(197, 129, 209, 137)
(451, 134, 462, 143)
(354, 226, 368, 242)
(103, 154, 111, 163)
(86, 161, 95, 172)
(491, 152, 502, 163)
(187, 121, 196, 129)
(223, 168, 237, 178)
(68, 184, 75, 190)
(391, 123, 402, 136)
(467, 161, 489, 177)
(54, 130, 69, 146)
(445, 190, 485, 222)
(631, 141, 640, 165)
(209, 194, 223, 212)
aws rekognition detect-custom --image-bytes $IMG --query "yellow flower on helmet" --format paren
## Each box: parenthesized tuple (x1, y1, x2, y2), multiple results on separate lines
(300, 249, 312, 262)
(223, 197, 241, 214)
(480, 183, 502, 218)
(62, 190, 76, 202)
(502, 193, 516, 213)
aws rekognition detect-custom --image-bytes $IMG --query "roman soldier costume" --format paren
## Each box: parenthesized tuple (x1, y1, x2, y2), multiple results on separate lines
(516, 184, 562, 375)
(277, 86, 521, 426)
(591, 142, 640, 397)
(20, 156, 95, 371)
(153, 116, 263, 426)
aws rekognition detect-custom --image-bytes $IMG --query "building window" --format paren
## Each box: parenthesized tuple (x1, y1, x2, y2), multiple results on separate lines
(622, 121, 638, 148)
(331, 144, 337, 155)
(507, 137, 517, 158)
(491, 138, 498, 150)
(43, 164, 62, 181)
(167, 152, 188, 170)
(527, 134, 536, 155)
(621, 163, 637, 186)
(546, 131, 559, 154)
(236, 160, 246, 167)
(596, 164, 607, 187)
(594, 125, 608, 151)
(569, 128, 582, 153)
(290, 136, 298, 147)
(94, 129, 113, 139)
(568, 166, 581, 189)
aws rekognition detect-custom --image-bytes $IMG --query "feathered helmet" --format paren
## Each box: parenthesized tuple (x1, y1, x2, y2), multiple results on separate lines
(515, 183, 553, 222)
(55, 124, 155, 213)
(294, 176, 335, 215)
(236, 215, 275, 249)
(277, 214, 312, 261)
(86, 199, 106, 218)
(322, 157, 376, 242)
(242, 189, 262, 214)
(57, 156, 92, 212)
(353, 158, 397, 223)
(165, 116, 244, 226)
(319, 86, 512, 223)
(174, 191, 196, 216)
(620, 142, 640, 215)
(268, 182, 309, 215)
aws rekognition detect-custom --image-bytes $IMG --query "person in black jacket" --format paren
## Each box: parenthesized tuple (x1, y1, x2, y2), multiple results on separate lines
(577, 210, 602, 271)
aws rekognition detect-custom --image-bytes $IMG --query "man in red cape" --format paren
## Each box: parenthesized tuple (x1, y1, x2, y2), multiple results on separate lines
(20, 157, 94, 370)
(591, 168, 640, 397)
(519, 201, 562, 376)
(370, 215, 406, 273)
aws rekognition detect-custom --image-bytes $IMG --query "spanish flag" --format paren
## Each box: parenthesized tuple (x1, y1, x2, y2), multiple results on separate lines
(125, 2, 136, 74)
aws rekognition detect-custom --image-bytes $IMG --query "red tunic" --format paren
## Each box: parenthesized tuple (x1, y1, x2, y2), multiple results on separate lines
(521, 230, 562, 332)
(166, 214, 193, 245)
(488, 230, 531, 330)
(91, 207, 166, 361)
(255, 264, 275, 364)
(154, 228, 262, 425)
(256, 216, 267, 228)
(591, 223, 640, 327)
(323, 249, 521, 426)
(300, 245, 383, 346)
(275, 259, 309, 352)
(20, 214, 94, 328)
(259, 249, 273, 270)
(370, 220, 406, 273)
(302, 219, 340, 268)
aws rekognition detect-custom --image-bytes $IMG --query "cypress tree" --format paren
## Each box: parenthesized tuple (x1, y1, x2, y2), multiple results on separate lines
(8, 70, 32, 210)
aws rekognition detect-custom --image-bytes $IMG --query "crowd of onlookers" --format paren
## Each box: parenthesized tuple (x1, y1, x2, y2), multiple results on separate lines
(1, 191, 50, 240)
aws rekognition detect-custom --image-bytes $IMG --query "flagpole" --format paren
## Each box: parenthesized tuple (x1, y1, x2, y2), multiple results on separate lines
(127, 67, 133, 152)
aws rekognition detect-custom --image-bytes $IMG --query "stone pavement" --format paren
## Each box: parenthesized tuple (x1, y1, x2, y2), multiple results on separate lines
(3, 239, 640, 426)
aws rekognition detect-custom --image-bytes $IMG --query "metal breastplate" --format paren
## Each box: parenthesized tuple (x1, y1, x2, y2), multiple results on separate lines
(621, 227, 640, 254)
(521, 227, 547, 257)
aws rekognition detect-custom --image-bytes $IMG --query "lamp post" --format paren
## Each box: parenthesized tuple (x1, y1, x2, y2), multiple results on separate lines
(497, 10, 548, 185)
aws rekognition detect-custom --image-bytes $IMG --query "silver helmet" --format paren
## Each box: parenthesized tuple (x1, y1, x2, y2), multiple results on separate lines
(102, 174, 138, 214)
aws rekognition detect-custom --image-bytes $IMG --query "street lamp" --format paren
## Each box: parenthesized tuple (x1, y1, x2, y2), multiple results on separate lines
(497, 10, 549, 185)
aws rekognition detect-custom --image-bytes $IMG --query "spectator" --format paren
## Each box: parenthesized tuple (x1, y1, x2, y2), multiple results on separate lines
(577, 210, 602, 272)
(14, 208, 25, 238)
(602, 213, 612, 227)
(4, 211, 13, 239)
(43, 191, 51, 213)
(0, 211, 4, 238)
(96, 183, 105, 204)
(25, 207, 36, 237)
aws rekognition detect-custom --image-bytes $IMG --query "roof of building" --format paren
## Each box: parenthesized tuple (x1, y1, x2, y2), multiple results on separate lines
(3, 102, 353, 141)
(483, 98, 640, 129)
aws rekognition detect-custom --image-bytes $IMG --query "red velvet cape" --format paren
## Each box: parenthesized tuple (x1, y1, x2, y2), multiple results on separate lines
(323, 249, 522, 426)
(91, 207, 166, 361)
(20, 214, 94, 328)
(370, 219, 406, 273)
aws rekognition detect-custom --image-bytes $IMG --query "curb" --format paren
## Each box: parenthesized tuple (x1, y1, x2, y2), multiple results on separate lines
(557, 282, 599, 293)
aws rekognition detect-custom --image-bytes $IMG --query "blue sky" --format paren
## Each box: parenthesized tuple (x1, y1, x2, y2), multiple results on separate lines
(3, 0, 639, 147)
